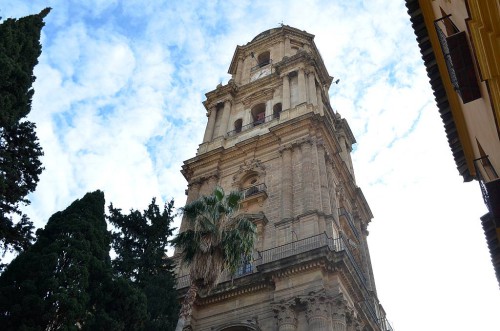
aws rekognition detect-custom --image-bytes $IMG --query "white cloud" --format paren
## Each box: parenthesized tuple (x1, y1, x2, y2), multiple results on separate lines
(3, 1, 499, 330)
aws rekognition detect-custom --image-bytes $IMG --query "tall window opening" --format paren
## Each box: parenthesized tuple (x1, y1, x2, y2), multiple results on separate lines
(251, 103, 266, 126)
(273, 103, 282, 119)
(257, 51, 270, 67)
(234, 119, 243, 133)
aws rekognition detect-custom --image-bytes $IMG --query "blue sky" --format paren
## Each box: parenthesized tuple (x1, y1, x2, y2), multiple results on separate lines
(2, 1, 499, 330)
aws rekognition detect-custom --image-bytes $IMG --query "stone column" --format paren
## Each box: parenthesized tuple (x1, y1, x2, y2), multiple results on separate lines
(207, 175, 218, 192)
(265, 99, 273, 119)
(186, 181, 201, 205)
(242, 107, 252, 127)
(282, 74, 291, 110)
(360, 223, 375, 291)
(311, 140, 321, 212)
(284, 36, 291, 57)
(326, 158, 339, 228)
(346, 315, 364, 331)
(317, 86, 323, 115)
(281, 147, 293, 220)
(279, 40, 284, 60)
(305, 296, 331, 330)
(179, 181, 201, 237)
(292, 144, 303, 216)
(331, 300, 347, 331)
(274, 304, 297, 331)
(308, 71, 318, 106)
(202, 107, 217, 142)
(317, 144, 331, 215)
(298, 68, 306, 104)
(301, 141, 314, 213)
(236, 56, 244, 84)
(218, 99, 231, 137)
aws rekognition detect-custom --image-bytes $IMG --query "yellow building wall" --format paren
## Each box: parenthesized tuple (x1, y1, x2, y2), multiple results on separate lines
(420, 0, 500, 179)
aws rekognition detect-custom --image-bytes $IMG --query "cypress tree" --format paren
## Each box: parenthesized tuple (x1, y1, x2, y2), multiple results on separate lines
(0, 8, 49, 255)
(0, 191, 147, 330)
(109, 198, 179, 330)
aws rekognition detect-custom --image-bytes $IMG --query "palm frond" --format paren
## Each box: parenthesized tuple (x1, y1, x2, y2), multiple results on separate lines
(172, 186, 257, 290)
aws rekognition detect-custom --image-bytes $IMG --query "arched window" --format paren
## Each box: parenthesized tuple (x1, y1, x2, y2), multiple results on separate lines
(273, 103, 282, 119)
(251, 103, 266, 126)
(234, 119, 243, 133)
(257, 51, 270, 67)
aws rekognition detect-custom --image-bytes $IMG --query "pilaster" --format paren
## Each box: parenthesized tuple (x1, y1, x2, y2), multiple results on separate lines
(305, 294, 332, 330)
(282, 74, 291, 110)
(281, 146, 293, 220)
(284, 36, 291, 57)
(318, 143, 332, 215)
(292, 142, 304, 217)
(308, 70, 318, 106)
(218, 99, 232, 137)
(203, 107, 217, 142)
(331, 299, 348, 331)
(274, 303, 297, 331)
(180, 181, 202, 232)
(298, 68, 306, 104)
(317, 86, 323, 115)
(236, 56, 244, 84)
(301, 140, 314, 212)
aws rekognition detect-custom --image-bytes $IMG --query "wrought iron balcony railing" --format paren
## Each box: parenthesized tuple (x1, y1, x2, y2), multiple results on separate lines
(176, 232, 366, 289)
(241, 183, 267, 200)
(339, 207, 360, 239)
(255, 232, 367, 285)
(378, 317, 395, 331)
(474, 155, 499, 216)
(250, 59, 272, 72)
(227, 113, 280, 137)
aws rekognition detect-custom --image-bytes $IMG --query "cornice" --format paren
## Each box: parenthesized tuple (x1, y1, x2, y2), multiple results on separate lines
(203, 80, 239, 110)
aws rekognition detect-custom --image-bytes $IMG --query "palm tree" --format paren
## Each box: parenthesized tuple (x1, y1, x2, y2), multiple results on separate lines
(171, 186, 257, 331)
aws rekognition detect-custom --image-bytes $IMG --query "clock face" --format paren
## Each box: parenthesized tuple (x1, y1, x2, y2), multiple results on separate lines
(251, 67, 271, 82)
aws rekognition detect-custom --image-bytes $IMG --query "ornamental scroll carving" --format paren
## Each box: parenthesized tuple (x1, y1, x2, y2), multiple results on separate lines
(232, 159, 266, 189)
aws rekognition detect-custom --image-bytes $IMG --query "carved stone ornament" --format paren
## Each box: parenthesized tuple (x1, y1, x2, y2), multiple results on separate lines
(336, 183, 345, 204)
(273, 303, 298, 329)
(331, 298, 349, 322)
(305, 294, 332, 322)
(232, 159, 266, 188)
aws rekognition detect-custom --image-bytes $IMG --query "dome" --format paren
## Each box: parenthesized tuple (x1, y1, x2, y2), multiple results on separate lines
(251, 28, 280, 42)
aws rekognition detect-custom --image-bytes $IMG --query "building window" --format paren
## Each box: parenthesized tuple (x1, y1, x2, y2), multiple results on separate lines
(273, 103, 282, 119)
(434, 14, 481, 103)
(251, 103, 266, 126)
(234, 119, 242, 133)
(257, 51, 270, 67)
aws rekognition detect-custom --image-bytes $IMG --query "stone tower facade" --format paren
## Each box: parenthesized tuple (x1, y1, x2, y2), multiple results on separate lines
(177, 26, 392, 331)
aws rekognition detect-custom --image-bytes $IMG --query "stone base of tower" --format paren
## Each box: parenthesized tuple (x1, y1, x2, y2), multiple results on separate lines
(177, 234, 388, 331)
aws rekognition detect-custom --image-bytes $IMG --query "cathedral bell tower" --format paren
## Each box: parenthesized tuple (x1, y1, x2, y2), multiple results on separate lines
(177, 26, 392, 331)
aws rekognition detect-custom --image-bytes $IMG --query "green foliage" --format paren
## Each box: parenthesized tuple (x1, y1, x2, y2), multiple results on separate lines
(108, 198, 179, 330)
(0, 8, 50, 256)
(0, 191, 147, 330)
(172, 186, 256, 288)
(0, 7, 50, 126)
